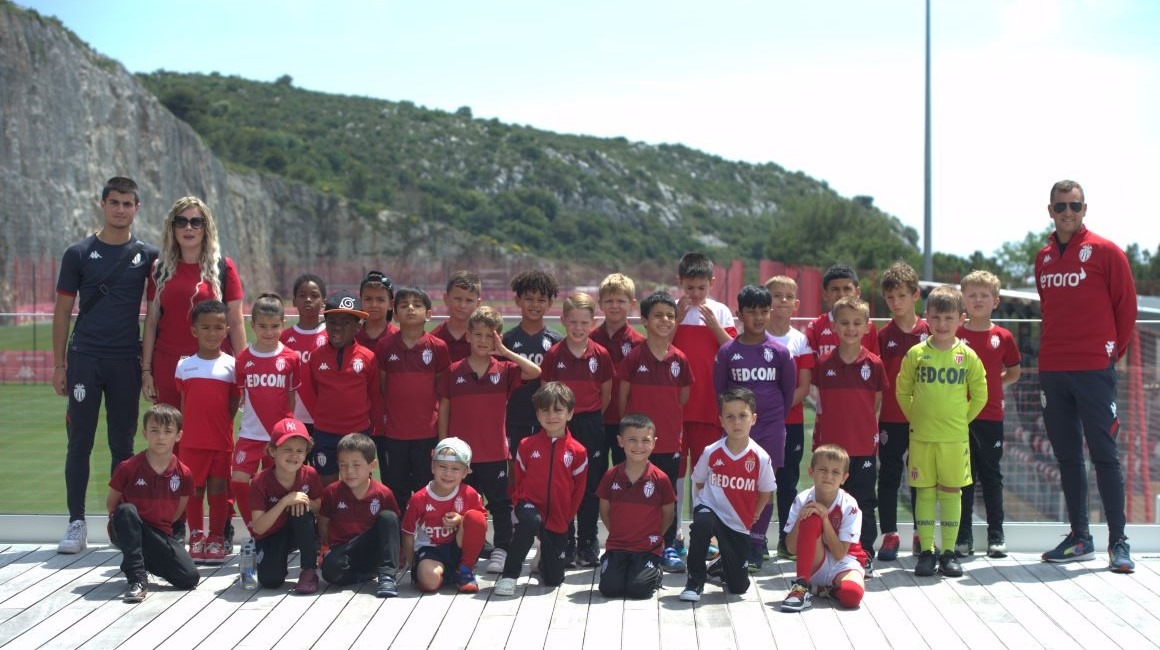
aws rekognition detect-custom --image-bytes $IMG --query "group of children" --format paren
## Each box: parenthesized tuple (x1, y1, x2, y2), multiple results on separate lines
(107, 254, 1022, 614)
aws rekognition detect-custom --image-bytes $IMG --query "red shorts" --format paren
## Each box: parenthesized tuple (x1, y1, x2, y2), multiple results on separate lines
(679, 421, 723, 479)
(232, 438, 272, 477)
(181, 448, 231, 486)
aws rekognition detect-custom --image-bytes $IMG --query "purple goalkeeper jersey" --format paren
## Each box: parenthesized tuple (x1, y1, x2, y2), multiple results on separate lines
(712, 333, 796, 467)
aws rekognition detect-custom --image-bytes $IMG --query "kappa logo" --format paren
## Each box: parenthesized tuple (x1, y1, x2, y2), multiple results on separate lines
(352, 358, 365, 374)
(72, 383, 87, 402)
(637, 364, 648, 373)
(1110, 401, 1118, 418)
(1105, 340, 1115, 358)
(302, 484, 311, 494)
(993, 441, 1002, 449)
(860, 363, 871, 382)
(245, 360, 256, 369)
(512, 341, 523, 349)
(456, 376, 467, 384)
(337, 501, 348, 510)
(426, 503, 436, 512)
(498, 469, 506, 478)
(135, 478, 148, 487)
(318, 363, 331, 371)
(490, 373, 501, 385)
(990, 334, 1001, 349)
(611, 483, 622, 491)
(826, 369, 837, 377)
(1079, 244, 1093, 263)
(422, 348, 434, 365)
(714, 458, 726, 468)
(643, 480, 655, 498)
(531, 450, 542, 459)
(731, 353, 744, 361)
(588, 357, 598, 374)
(821, 328, 832, 336)
(287, 336, 297, 343)
(388, 354, 400, 362)
(89, 250, 103, 260)
(1043, 254, 1053, 265)
(556, 361, 567, 369)
(649, 535, 660, 545)
(863, 460, 872, 469)
(887, 340, 898, 348)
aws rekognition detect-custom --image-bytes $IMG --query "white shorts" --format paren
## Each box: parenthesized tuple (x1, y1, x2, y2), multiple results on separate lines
(810, 552, 864, 587)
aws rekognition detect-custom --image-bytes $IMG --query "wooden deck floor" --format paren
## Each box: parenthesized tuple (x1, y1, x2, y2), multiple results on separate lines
(2, 541, 1160, 650)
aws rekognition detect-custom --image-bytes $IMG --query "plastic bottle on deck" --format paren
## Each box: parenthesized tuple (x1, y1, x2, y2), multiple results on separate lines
(239, 539, 258, 590)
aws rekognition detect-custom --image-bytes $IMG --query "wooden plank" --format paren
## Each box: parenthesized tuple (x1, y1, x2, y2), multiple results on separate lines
(150, 561, 267, 650)
(620, 580, 661, 650)
(309, 581, 380, 650)
(1021, 560, 1158, 648)
(231, 575, 334, 650)
(274, 581, 362, 650)
(940, 557, 1041, 650)
(988, 558, 1114, 648)
(870, 555, 966, 650)
(840, 564, 916, 650)
(0, 566, 124, 650)
(347, 589, 424, 649)
(0, 548, 121, 644)
(580, 580, 624, 650)
(387, 589, 456, 650)
(656, 571, 698, 650)
(0, 547, 60, 587)
(0, 544, 37, 573)
(424, 588, 491, 649)
(724, 572, 778, 650)
(542, 568, 597, 650)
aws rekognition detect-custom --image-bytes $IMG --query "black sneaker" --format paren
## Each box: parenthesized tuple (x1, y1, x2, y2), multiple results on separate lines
(1042, 530, 1095, 563)
(564, 537, 577, 569)
(1109, 538, 1136, 573)
(863, 556, 874, 578)
(914, 550, 937, 577)
(987, 534, 1008, 559)
(578, 538, 600, 568)
(124, 580, 148, 603)
(706, 556, 724, 581)
(747, 544, 764, 573)
(376, 572, 399, 598)
(679, 580, 704, 602)
(954, 537, 973, 558)
(939, 550, 964, 577)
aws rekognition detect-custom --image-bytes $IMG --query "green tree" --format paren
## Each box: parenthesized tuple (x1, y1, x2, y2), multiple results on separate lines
(993, 227, 1053, 285)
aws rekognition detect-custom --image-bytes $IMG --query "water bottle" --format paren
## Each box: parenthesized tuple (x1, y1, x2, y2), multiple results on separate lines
(239, 539, 258, 590)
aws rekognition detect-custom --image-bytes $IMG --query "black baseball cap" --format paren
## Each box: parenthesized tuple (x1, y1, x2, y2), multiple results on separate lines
(323, 290, 369, 319)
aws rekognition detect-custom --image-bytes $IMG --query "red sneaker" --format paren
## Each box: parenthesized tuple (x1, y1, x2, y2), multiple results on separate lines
(879, 533, 900, 561)
(204, 536, 227, 565)
(189, 531, 206, 564)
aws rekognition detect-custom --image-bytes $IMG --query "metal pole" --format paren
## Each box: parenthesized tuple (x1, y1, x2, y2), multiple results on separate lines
(923, 0, 933, 281)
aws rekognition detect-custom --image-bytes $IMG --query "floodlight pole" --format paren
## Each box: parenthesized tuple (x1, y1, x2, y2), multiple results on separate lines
(923, 0, 933, 281)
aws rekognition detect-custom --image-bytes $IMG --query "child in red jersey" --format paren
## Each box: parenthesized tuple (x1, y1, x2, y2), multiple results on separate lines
(874, 262, 930, 561)
(249, 418, 323, 594)
(493, 382, 588, 596)
(764, 275, 815, 561)
(355, 270, 398, 476)
(432, 270, 481, 363)
(956, 270, 1021, 559)
(541, 292, 614, 567)
(672, 253, 736, 556)
(306, 291, 379, 486)
(281, 274, 328, 434)
(377, 286, 451, 513)
(591, 273, 644, 468)
(781, 444, 867, 612)
(175, 300, 241, 565)
(806, 264, 879, 360)
(107, 404, 199, 603)
(812, 297, 887, 574)
(618, 291, 692, 571)
(319, 433, 402, 598)
(678, 388, 776, 602)
(401, 437, 489, 594)
(597, 414, 676, 599)
(232, 293, 299, 537)
(438, 306, 540, 574)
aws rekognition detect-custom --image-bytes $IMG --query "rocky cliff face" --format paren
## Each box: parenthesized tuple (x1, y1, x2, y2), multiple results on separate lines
(0, 4, 481, 311)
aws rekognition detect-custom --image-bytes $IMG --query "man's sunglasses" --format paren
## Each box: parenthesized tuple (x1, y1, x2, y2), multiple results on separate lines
(173, 216, 206, 229)
(1052, 202, 1083, 214)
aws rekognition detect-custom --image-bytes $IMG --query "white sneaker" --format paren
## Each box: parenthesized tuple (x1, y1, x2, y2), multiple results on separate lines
(494, 577, 517, 597)
(487, 548, 508, 574)
(58, 520, 87, 554)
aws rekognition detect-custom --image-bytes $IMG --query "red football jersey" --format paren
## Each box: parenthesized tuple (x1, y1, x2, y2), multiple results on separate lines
(876, 319, 930, 424)
(235, 344, 299, 441)
(812, 347, 887, 457)
(356, 324, 398, 437)
(281, 324, 327, 424)
(401, 483, 487, 551)
(618, 344, 693, 455)
(596, 462, 676, 554)
(430, 322, 472, 363)
(590, 323, 645, 424)
(248, 464, 324, 539)
(438, 357, 524, 462)
(109, 452, 195, 536)
(958, 325, 1021, 421)
(673, 298, 737, 425)
(306, 341, 379, 434)
(320, 479, 400, 546)
(175, 353, 239, 451)
(377, 332, 451, 440)
(540, 339, 614, 415)
(806, 311, 880, 360)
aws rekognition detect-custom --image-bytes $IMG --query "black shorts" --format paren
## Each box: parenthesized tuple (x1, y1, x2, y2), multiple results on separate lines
(412, 543, 462, 587)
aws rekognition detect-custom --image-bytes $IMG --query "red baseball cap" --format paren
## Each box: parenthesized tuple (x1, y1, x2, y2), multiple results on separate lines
(270, 417, 310, 447)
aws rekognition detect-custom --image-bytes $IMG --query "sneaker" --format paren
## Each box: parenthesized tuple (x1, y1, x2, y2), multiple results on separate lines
(673, 535, 687, 558)
(914, 550, 937, 577)
(486, 548, 508, 574)
(939, 550, 964, 577)
(123, 580, 148, 603)
(295, 569, 319, 595)
(58, 520, 88, 554)
(376, 572, 399, 598)
(679, 580, 703, 602)
(762, 542, 771, 561)
(1109, 538, 1135, 574)
(879, 532, 900, 561)
(781, 579, 812, 612)
(457, 564, 479, 593)
(955, 539, 973, 558)
(203, 536, 227, 565)
(776, 540, 796, 561)
(578, 538, 600, 568)
(706, 556, 723, 581)
(863, 556, 874, 578)
(987, 540, 1008, 559)
(494, 577, 517, 597)
(564, 537, 577, 569)
(662, 547, 686, 573)
(747, 545, 764, 574)
(189, 531, 207, 564)
(1042, 530, 1096, 563)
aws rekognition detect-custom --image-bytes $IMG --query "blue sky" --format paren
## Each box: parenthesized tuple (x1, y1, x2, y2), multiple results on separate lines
(21, 0, 1160, 259)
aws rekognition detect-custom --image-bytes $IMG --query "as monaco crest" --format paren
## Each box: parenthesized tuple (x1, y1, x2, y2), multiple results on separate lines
(764, 347, 774, 363)
(1079, 244, 1093, 263)
(622, 342, 632, 357)
(990, 334, 1000, 349)
(542, 338, 552, 351)
(562, 450, 574, 468)
(670, 361, 681, 378)
(316, 334, 327, 347)
(236, 450, 247, 464)
(422, 348, 434, 365)
(454, 496, 464, 512)
(169, 473, 181, 492)
(490, 373, 501, 385)
(275, 357, 287, 372)
(370, 498, 381, 515)
(920, 332, 928, 342)
(954, 353, 963, 365)
(352, 358, 365, 374)
(745, 457, 756, 473)
(860, 363, 871, 382)
(72, 383, 86, 402)
(588, 357, 598, 374)
(644, 480, 655, 498)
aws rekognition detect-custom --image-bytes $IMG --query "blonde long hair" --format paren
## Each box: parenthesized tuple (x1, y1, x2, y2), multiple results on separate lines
(153, 196, 223, 308)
